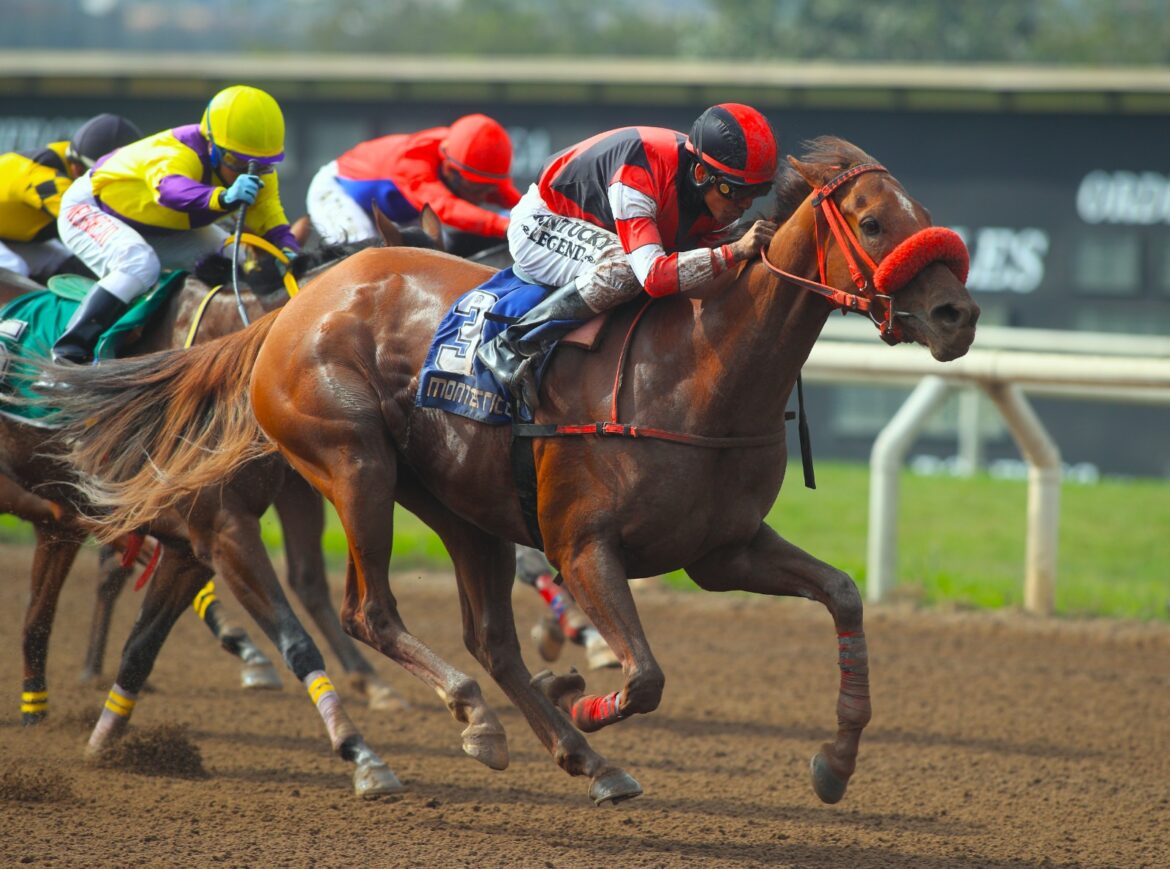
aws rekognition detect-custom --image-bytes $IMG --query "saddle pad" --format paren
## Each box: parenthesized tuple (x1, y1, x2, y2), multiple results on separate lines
(416, 267, 549, 425)
(0, 270, 187, 423)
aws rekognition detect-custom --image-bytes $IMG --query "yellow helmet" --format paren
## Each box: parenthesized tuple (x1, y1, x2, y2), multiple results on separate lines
(200, 85, 285, 165)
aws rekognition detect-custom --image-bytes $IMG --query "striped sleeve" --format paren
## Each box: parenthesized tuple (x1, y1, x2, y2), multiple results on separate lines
(608, 181, 734, 297)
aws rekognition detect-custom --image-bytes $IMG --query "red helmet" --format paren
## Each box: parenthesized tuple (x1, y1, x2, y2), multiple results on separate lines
(440, 114, 514, 185)
(685, 103, 778, 186)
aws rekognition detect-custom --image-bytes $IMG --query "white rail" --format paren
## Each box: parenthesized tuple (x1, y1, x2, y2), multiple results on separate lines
(802, 325, 1170, 615)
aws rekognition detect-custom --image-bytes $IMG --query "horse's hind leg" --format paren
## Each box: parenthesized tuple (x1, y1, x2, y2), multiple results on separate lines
(275, 433, 510, 772)
(189, 580, 282, 690)
(273, 473, 406, 711)
(398, 481, 640, 805)
(79, 544, 133, 685)
(21, 524, 85, 724)
(685, 523, 871, 805)
(86, 545, 213, 755)
(186, 496, 404, 799)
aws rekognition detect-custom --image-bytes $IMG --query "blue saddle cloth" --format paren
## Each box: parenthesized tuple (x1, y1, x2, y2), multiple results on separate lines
(416, 267, 551, 425)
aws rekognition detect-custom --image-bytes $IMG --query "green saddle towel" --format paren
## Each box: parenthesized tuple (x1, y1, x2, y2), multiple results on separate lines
(0, 270, 187, 423)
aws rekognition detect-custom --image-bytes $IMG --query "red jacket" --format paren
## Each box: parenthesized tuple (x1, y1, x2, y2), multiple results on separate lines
(336, 127, 521, 237)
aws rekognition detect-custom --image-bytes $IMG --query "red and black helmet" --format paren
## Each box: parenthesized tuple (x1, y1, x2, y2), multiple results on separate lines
(685, 103, 779, 187)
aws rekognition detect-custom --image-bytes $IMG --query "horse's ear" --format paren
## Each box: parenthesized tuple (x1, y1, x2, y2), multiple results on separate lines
(290, 215, 313, 247)
(418, 204, 446, 252)
(788, 155, 835, 190)
(372, 204, 404, 247)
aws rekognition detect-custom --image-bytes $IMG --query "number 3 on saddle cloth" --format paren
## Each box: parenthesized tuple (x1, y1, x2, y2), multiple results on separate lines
(0, 271, 186, 424)
(416, 267, 600, 425)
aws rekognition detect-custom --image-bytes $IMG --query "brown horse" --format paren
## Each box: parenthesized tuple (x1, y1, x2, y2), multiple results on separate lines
(39, 137, 978, 805)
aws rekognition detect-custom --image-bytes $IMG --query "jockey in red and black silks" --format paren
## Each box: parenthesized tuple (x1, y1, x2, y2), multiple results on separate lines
(537, 126, 737, 299)
(477, 102, 782, 414)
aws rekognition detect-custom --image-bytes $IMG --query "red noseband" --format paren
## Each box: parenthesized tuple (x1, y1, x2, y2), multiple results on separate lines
(873, 227, 969, 295)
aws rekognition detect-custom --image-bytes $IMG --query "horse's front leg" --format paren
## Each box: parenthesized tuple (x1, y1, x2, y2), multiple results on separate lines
(686, 522, 871, 805)
(397, 478, 642, 806)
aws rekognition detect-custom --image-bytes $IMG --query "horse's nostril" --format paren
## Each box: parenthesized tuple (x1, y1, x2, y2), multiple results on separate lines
(931, 303, 963, 327)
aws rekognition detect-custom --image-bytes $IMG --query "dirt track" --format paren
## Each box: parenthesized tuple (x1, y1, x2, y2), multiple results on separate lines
(1, 542, 1168, 868)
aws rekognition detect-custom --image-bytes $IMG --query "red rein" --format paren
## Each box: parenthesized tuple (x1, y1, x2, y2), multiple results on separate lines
(760, 162, 971, 342)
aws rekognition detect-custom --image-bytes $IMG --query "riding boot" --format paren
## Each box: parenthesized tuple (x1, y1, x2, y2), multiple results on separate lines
(476, 281, 595, 414)
(50, 287, 127, 364)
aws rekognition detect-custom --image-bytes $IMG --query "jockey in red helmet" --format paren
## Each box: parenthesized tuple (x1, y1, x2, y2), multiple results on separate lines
(307, 113, 521, 245)
(477, 102, 780, 415)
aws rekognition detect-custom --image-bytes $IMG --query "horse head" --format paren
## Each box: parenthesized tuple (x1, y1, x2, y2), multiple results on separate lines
(779, 137, 979, 361)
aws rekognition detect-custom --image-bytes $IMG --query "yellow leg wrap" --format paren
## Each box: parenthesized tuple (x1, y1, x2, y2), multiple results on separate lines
(104, 687, 136, 718)
(192, 581, 218, 621)
(20, 691, 48, 715)
(307, 674, 335, 705)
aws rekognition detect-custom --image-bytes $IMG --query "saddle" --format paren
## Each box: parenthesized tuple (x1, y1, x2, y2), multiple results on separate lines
(416, 267, 607, 425)
(0, 271, 186, 422)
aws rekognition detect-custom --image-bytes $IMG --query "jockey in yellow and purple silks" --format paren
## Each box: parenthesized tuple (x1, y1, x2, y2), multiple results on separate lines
(52, 85, 300, 364)
(0, 114, 140, 281)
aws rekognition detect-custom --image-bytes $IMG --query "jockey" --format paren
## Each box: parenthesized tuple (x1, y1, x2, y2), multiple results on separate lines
(306, 113, 521, 244)
(0, 113, 141, 282)
(476, 103, 780, 413)
(51, 85, 300, 364)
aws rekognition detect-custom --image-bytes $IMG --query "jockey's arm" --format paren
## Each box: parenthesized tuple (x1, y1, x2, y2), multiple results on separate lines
(608, 181, 734, 298)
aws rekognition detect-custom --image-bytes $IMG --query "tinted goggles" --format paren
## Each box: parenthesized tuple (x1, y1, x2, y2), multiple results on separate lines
(714, 176, 772, 202)
(221, 152, 275, 175)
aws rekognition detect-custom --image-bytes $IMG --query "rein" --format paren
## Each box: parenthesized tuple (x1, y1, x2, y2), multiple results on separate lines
(190, 233, 301, 347)
(757, 162, 910, 341)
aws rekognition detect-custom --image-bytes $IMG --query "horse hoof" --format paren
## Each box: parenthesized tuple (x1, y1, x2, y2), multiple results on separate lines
(585, 634, 620, 671)
(531, 668, 586, 713)
(240, 662, 282, 690)
(589, 767, 643, 806)
(462, 724, 509, 770)
(532, 618, 565, 662)
(354, 761, 406, 800)
(809, 752, 849, 804)
(365, 680, 410, 713)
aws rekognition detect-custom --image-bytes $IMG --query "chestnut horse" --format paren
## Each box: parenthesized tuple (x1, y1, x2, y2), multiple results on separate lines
(40, 137, 978, 805)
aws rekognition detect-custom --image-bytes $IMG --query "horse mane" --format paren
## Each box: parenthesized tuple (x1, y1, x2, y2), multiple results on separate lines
(769, 136, 878, 224)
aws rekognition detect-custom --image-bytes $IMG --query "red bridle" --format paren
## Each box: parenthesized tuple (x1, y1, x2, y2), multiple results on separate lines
(759, 162, 969, 343)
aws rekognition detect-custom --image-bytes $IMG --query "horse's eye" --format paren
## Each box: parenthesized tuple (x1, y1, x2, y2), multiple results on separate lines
(860, 216, 880, 237)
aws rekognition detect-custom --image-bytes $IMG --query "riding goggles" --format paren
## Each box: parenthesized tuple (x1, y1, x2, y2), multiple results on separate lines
(220, 151, 275, 175)
(714, 176, 773, 202)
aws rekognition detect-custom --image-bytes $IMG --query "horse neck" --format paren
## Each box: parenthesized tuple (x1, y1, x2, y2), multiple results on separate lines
(695, 209, 832, 428)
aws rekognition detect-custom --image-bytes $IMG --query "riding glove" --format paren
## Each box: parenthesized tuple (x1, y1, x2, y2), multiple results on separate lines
(222, 174, 263, 208)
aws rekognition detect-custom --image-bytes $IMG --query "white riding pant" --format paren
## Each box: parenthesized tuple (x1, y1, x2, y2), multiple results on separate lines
(58, 171, 231, 304)
(507, 184, 640, 312)
(306, 161, 376, 245)
(0, 238, 73, 279)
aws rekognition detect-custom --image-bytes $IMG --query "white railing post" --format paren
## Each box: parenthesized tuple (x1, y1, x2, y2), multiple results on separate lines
(867, 376, 953, 603)
(983, 383, 1062, 615)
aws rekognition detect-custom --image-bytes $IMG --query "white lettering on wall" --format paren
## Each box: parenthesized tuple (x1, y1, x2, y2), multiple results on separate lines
(952, 226, 1049, 294)
(1077, 170, 1170, 225)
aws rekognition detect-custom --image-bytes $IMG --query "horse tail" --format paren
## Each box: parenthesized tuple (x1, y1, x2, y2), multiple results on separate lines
(45, 310, 281, 541)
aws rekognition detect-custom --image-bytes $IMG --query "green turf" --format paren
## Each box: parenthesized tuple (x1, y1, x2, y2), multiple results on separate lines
(3, 461, 1163, 620)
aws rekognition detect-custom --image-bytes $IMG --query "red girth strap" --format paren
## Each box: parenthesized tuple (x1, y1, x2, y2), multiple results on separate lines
(512, 301, 790, 449)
